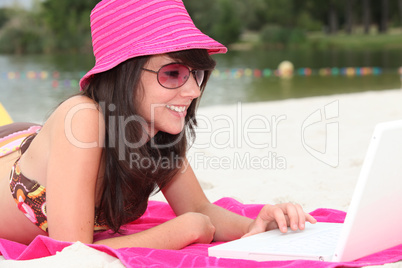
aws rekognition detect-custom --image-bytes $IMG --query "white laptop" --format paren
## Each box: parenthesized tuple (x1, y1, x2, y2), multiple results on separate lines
(208, 120, 402, 262)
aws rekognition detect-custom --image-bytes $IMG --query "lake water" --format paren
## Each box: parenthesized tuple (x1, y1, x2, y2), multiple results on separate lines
(1, 48, 401, 123)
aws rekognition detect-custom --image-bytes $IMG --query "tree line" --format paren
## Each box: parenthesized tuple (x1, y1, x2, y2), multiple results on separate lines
(0, 0, 401, 54)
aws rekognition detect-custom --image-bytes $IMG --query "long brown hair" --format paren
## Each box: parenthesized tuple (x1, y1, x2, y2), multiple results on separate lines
(81, 49, 216, 232)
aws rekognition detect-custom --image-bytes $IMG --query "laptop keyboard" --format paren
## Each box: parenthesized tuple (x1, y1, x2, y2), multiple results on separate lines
(259, 223, 342, 254)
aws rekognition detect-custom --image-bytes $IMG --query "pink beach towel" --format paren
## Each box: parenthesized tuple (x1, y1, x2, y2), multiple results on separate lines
(1, 198, 401, 267)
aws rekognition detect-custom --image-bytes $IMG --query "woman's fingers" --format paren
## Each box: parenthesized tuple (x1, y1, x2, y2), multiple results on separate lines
(285, 203, 300, 231)
(295, 203, 306, 230)
(276, 203, 317, 232)
(271, 206, 289, 233)
(243, 203, 318, 238)
(305, 212, 318, 224)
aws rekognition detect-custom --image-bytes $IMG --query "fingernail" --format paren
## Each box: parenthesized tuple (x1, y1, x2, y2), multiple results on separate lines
(300, 223, 305, 229)
(292, 224, 298, 229)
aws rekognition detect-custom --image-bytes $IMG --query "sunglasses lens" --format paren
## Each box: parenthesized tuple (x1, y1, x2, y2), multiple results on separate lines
(195, 70, 205, 87)
(158, 64, 190, 89)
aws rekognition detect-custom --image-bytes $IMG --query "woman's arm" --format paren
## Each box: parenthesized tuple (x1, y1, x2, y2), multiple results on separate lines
(162, 159, 316, 242)
(94, 212, 215, 249)
(45, 96, 105, 244)
(162, 160, 252, 241)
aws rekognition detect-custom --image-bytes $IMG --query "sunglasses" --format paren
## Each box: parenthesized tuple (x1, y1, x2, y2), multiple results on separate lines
(142, 63, 206, 89)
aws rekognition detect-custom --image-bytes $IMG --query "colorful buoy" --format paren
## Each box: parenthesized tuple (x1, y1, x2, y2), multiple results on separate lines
(1, 67, 400, 86)
(278, 61, 294, 79)
(263, 69, 272, 77)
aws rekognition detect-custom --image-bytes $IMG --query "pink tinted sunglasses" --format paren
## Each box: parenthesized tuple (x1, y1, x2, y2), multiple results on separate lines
(142, 63, 206, 89)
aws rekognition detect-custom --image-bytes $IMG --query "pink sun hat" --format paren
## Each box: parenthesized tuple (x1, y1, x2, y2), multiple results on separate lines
(79, 0, 228, 90)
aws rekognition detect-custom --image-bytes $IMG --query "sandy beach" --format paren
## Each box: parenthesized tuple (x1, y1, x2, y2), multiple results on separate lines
(152, 88, 402, 214)
(2, 89, 402, 267)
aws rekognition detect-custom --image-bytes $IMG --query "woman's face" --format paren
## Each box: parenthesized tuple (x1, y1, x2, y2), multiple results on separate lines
(137, 54, 201, 136)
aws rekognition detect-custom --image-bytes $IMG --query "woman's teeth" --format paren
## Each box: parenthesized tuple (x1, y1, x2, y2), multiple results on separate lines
(166, 105, 186, 113)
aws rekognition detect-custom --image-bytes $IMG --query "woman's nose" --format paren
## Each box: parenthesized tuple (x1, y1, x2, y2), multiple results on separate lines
(180, 74, 201, 99)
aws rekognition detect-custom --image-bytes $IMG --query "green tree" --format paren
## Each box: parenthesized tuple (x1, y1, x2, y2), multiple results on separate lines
(363, 0, 371, 34)
(237, 0, 270, 31)
(345, 0, 355, 34)
(372, 0, 389, 33)
(183, 0, 219, 36)
(263, 0, 295, 26)
(184, 0, 242, 45)
(399, 0, 402, 26)
(0, 7, 46, 54)
(41, 0, 97, 53)
(211, 0, 242, 45)
(0, 8, 10, 28)
(238, 0, 297, 30)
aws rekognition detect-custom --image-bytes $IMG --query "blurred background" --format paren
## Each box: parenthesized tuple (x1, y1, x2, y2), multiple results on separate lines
(0, 0, 401, 122)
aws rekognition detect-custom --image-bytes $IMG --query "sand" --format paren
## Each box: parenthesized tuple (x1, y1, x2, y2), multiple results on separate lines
(152, 88, 402, 214)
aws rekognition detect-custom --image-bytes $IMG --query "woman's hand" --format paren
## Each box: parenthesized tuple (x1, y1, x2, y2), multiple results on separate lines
(242, 203, 317, 238)
(181, 212, 215, 244)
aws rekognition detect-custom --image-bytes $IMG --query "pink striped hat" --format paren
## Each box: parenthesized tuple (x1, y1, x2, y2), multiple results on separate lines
(79, 0, 227, 90)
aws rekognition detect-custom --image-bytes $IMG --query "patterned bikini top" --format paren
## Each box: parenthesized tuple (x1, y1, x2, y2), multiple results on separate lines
(9, 157, 109, 233)
(8, 130, 109, 233)
(5, 123, 138, 234)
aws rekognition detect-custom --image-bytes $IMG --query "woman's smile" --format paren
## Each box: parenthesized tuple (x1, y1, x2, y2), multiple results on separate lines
(166, 104, 188, 118)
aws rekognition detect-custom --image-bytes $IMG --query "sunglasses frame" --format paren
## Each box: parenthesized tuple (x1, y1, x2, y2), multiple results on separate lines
(142, 62, 206, 89)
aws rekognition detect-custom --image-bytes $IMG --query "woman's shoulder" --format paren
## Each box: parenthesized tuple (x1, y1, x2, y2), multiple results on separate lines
(51, 95, 104, 124)
(46, 95, 105, 144)
(56, 95, 101, 115)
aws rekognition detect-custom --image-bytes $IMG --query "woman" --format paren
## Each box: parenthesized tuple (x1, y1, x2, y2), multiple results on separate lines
(0, 0, 316, 249)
